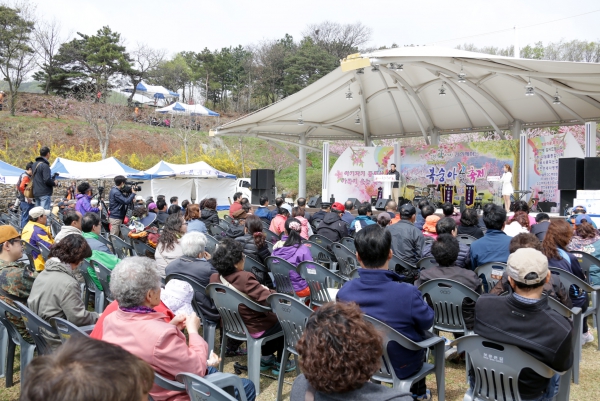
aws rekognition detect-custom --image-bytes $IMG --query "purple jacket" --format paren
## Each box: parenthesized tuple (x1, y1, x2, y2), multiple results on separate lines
(272, 237, 312, 292)
(75, 193, 100, 216)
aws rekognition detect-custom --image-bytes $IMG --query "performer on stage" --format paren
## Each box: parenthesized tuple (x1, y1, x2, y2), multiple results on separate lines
(388, 163, 400, 203)
(501, 164, 513, 212)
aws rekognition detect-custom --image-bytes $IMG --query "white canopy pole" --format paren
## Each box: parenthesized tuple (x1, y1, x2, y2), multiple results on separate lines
(299, 134, 307, 198)
(586, 122, 597, 157)
(321, 142, 330, 202)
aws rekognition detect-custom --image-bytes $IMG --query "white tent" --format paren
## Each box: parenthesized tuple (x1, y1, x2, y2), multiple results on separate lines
(156, 102, 219, 116)
(50, 157, 147, 180)
(123, 81, 179, 100)
(0, 160, 24, 185)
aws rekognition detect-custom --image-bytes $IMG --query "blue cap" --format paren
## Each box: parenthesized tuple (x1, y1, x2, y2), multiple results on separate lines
(575, 214, 592, 225)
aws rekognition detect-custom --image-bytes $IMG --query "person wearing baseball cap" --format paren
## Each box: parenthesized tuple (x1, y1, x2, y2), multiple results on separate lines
(21, 206, 54, 271)
(473, 248, 573, 400)
(385, 203, 424, 266)
(310, 202, 331, 221)
(316, 201, 349, 243)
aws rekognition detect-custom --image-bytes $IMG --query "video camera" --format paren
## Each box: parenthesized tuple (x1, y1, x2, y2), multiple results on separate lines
(120, 181, 143, 195)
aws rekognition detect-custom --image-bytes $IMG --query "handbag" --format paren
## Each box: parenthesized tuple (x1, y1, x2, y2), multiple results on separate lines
(23, 163, 40, 199)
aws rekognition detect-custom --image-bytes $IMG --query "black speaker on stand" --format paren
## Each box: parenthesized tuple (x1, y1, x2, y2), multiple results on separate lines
(250, 169, 275, 190)
(584, 157, 600, 189)
(307, 196, 322, 208)
(375, 198, 388, 211)
(560, 191, 577, 216)
(558, 158, 584, 190)
(251, 189, 276, 205)
(347, 198, 361, 209)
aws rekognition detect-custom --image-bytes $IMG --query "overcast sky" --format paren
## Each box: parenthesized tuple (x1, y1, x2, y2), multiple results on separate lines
(35, 0, 600, 55)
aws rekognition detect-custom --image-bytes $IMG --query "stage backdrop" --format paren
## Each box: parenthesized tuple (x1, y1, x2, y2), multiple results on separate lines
(527, 132, 584, 203)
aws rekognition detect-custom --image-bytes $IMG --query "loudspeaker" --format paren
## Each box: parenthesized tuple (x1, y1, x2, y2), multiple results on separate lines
(307, 196, 321, 208)
(375, 198, 388, 211)
(251, 188, 276, 205)
(250, 169, 275, 190)
(537, 201, 557, 213)
(584, 158, 600, 189)
(560, 190, 577, 215)
(558, 158, 584, 190)
(347, 198, 361, 209)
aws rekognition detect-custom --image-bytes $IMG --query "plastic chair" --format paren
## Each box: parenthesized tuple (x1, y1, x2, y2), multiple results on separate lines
(22, 241, 39, 266)
(223, 215, 233, 224)
(348, 268, 361, 279)
(119, 225, 132, 244)
(206, 283, 283, 396)
(302, 241, 336, 270)
(571, 250, 600, 283)
(218, 219, 230, 230)
(208, 223, 226, 237)
(456, 234, 477, 246)
(243, 255, 272, 288)
(90, 260, 113, 304)
(267, 294, 310, 401)
(110, 234, 135, 259)
(165, 273, 217, 352)
(389, 254, 418, 283)
(340, 237, 356, 252)
(416, 257, 439, 270)
(50, 317, 94, 344)
(263, 228, 280, 244)
(204, 234, 219, 255)
(79, 260, 105, 313)
(265, 256, 298, 298)
(0, 299, 35, 388)
(311, 218, 323, 230)
(38, 242, 51, 261)
(298, 261, 344, 307)
(132, 239, 156, 258)
(266, 241, 274, 253)
(153, 372, 186, 396)
(308, 234, 333, 249)
(95, 234, 114, 253)
(177, 372, 241, 401)
(548, 297, 582, 384)
(261, 220, 270, 230)
(452, 335, 570, 401)
(14, 301, 58, 356)
(330, 243, 359, 278)
(418, 279, 480, 335)
(549, 267, 600, 350)
(364, 315, 445, 401)
(474, 262, 508, 293)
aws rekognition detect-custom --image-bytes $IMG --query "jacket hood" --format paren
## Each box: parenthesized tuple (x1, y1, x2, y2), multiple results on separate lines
(75, 193, 88, 201)
(226, 224, 245, 238)
(201, 209, 217, 218)
(59, 225, 82, 236)
(322, 212, 341, 224)
(44, 257, 74, 275)
(272, 243, 303, 259)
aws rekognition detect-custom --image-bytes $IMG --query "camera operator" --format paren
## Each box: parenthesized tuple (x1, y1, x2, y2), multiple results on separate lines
(32, 146, 58, 211)
(108, 175, 137, 236)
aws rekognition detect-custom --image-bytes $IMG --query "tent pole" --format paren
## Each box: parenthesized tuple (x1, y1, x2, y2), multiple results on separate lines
(299, 134, 307, 198)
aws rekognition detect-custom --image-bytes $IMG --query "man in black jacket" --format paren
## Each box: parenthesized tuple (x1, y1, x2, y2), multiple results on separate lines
(32, 147, 57, 210)
(316, 202, 348, 243)
(473, 248, 573, 400)
(386, 203, 424, 265)
(108, 175, 136, 236)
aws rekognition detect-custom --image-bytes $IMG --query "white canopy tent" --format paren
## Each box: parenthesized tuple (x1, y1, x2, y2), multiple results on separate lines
(50, 157, 147, 180)
(213, 46, 600, 197)
(156, 102, 220, 116)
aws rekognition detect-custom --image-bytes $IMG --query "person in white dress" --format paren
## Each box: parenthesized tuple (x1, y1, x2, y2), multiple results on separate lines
(501, 164, 513, 212)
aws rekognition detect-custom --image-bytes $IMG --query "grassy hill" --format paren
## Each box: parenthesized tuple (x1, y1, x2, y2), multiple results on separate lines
(0, 81, 44, 93)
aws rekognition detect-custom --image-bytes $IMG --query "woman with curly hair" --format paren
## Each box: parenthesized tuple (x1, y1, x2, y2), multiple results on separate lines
(291, 302, 412, 401)
(154, 213, 187, 278)
(543, 219, 593, 344)
(272, 218, 311, 298)
(209, 238, 294, 374)
(457, 208, 484, 239)
(503, 211, 530, 237)
(27, 234, 98, 350)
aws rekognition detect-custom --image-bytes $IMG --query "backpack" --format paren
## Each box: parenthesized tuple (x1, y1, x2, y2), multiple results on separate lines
(23, 163, 41, 199)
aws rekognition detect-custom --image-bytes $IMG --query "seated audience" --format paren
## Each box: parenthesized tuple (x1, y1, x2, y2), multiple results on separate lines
(155, 200, 168, 225)
(270, 197, 285, 220)
(53, 210, 82, 243)
(199, 198, 219, 226)
(0, 225, 35, 343)
(160, 279, 195, 316)
(102, 257, 256, 401)
(181, 199, 189, 211)
(292, 206, 313, 239)
(342, 200, 355, 226)
(422, 217, 471, 269)
(310, 203, 330, 222)
(82, 212, 120, 291)
(349, 203, 376, 234)
(296, 197, 311, 223)
(542, 219, 593, 344)
(316, 202, 349, 243)
(229, 192, 243, 217)
(509, 200, 536, 227)
(291, 302, 412, 401)
(165, 231, 220, 323)
(419, 204, 435, 232)
(269, 203, 291, 236)
(235, 215, 271, 265)
(377, 212, 391, 228)
(530, 213, 550, 241)
(20, 336, 154, 401)
(489, 233, 571, 307)
(28, 235, 98, 350)
(184, 204, 207, 234)
(254, 196, 273, 222)
(414, 199, 430, 231)
(568, 215, 600, 260)
(232, 203, 252, 221)
(456, 208, 484, 239)
(170, 196, 179, 206)
(567, 205, 597, 229)
(337, 225, 434, 400)
(75, 182, 100, 216)
(127, 206, 160, 249)
(155, 214, 187, 278)
(272, 218, 311, 298)
(209, 239, 293, 375)
(473, 248, 573, 401)
(22, 206, 54, 271)
(470, 204, 511, 268)
(385, 203, 424, 266)
(225, 218, 246, 239)
(167, 204, 181, 216)
(503, 211, 530, 237)
(416, 234, 481, 330)
(422, 214, 440, 239)
(442, 202, 461, 226)
(385, 200, 398, 219)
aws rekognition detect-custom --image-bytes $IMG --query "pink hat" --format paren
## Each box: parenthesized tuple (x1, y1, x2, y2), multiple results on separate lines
(148, 202, 157, 211)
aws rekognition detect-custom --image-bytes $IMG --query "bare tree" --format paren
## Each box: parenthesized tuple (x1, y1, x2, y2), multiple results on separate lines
(302, 21, 372, 59)
(127, 43, 166, 105)
(32, 16, 65, 94)
(170, 113, 199, 163)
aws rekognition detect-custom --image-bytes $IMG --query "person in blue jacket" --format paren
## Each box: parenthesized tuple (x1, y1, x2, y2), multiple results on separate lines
(108, 175, 136, 237)
(337, 224, 434, 400)
(75, 182, 101, 216)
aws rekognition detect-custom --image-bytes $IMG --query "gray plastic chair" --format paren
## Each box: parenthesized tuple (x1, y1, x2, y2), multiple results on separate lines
(331, 243, 359, 278)
(243, 255, 273, 288)
(22, 241, 39, 272)
(302, 241, 336, 270)
(456, 234, 477, 246)
(50, 317, 94, 344)
(261, 220, 270, 230)
(389, 254, 418, 283)
(418, 279, 480, 335)
(119, 225, 132, 243)
(90, 260, 113, 304)
(267, 294, 309, 401)
(263, 228, 280, 244)
(308, 234, 333, 249)
(223, 215, 233, 224)
(79, 259, 105, 313)
(0, 299, 35, 388)
(132, 239, 157, 258)
(208, 223, 226, 237)
(14, 301, 57, 356)
(474, 262, 508, 293)
(206, 283, 283, 396)
(110, 234, 135, 259)
(50, 220, 62, 238)
(453, 334, 570, 401)
(364, 315, 445, 401)
(348, 268, 361, 280)
(571, 251, 598, 283)
(38, 242, 51, 261)
(549, 267, 600, 350)
(95, 233, 114, 253)
(177, 372, 242, 401)
(548, 297, 582, 384)
(340, 237, 356, 252)
(165, 273, 217, 352)
(204, 234, 219, 255)
(298, 261, 344, 307)
(152, 372, 186, 398)
(218, 219, 231, 230)
(265, 257, 298, 298)
(416, 257, 439, 270)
